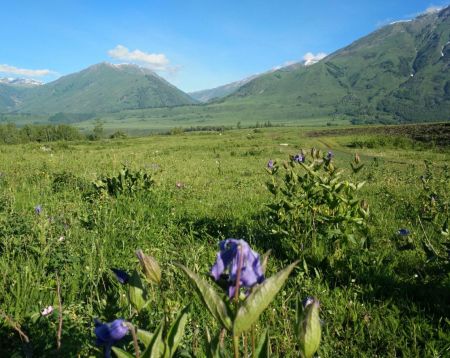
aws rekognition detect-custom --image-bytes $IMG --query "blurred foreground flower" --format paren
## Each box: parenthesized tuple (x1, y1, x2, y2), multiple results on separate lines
(296, 297, 321, 358)
(95, 319, 129, 358)
(211, 239, 265, 298)
(41, 306, 54, 316)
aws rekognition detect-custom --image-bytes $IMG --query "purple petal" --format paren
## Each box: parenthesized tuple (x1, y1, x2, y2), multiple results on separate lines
(109, 319, 128, 341)
(240, 266, 259, 287)
(228, 285, 236, 299)
(211, 253, 225, 280)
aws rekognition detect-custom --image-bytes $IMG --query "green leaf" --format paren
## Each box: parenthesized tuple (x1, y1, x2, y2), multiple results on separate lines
(112, 347, 135, 358)
(204, 327, 222, 358)
(128, 269, 147, 312)
(142, 320, 164, 358)
(176, 264, 232, 331)
(233, 261, 298, 335)
(254, 330, 270, 358)
(166, 305, 190, 357)
(137, 329, 154, 347)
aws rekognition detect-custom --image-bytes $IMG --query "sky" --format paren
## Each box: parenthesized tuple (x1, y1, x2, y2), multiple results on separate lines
(0, 0, 448, 92)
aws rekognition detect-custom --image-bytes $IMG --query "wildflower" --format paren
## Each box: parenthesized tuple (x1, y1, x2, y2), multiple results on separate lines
(94, 319, 129, 358)
(267, 160, 274, 169)
(111, 268, 129, 284)
(293, 154, 305, 163)
(211, 239, 265, 298)
(397, 228, 410, 236)
(34, 205, 42, 215)
(41, 306, 54, 316)
(326, 151, 333, 160)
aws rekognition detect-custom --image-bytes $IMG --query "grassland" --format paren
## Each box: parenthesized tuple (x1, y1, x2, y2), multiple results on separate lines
(1, 125, 449, 357)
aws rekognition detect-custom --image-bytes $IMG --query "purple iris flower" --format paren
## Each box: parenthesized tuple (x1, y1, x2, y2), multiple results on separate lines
(111, 268, 129, 284)
(294, 154, 305, 163)
(397, 228, 410, 236)
(34, 205, 42, 215)
(95, 319, 129, 358)
(211, 239, 265, 298)
(267, 160, 274, 169)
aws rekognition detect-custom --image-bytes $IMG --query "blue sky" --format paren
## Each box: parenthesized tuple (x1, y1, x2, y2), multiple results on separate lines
(0, 0, 448, 92)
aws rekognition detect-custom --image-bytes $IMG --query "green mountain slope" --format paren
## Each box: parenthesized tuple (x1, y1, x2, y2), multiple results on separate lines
(224, 6, 450, 122)
(0, 83, 32, 112)
(15, 63, 197, 114)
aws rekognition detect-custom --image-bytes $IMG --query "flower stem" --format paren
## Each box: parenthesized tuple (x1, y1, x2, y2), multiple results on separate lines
(125, 322, 140, 358)
(234, 245, 244, 303)
(56, 274, 63, 350)
(233, 334, 240, 358)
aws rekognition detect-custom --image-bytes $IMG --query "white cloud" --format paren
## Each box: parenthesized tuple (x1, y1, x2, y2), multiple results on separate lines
(423, 5, 443, 14)
(108, 45, 172, 71)
(302, 52, 327, 66)
(0, 64, 52, 77)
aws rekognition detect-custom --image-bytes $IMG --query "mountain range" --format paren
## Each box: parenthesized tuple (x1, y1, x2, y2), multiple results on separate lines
(0, 6, 449, 123)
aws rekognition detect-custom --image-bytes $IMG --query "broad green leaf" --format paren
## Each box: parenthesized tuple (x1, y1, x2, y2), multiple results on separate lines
(166, 305, 190, 357)
(137, 329, 154, 347)
(142, 320, 164, 358)
(112, 347, 135, 358)
(254, 330, 270, 358)
(128, 269, 147, 312)
(176, 264, 232, 331)
(233, 261, 298, 335)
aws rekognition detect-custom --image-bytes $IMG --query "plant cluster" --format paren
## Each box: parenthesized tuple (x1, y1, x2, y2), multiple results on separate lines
(93, 166, 156, 197)
(266, 149, 369, 263)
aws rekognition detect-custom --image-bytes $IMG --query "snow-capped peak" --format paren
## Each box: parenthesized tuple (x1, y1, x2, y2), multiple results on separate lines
(0, 77, 43, 87)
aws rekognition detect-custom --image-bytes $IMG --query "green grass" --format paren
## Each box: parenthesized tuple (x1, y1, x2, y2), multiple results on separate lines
(0, 126, 449, 357)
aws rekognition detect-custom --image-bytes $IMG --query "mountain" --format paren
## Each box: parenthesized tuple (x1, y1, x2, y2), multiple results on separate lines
(4, 63, 197, 114)
(189, 75, 259, 103)
(222, 6, 450, 122)
(189, 63, 306, 103)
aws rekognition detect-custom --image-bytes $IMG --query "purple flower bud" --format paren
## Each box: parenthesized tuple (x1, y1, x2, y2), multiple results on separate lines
(326, 151, 333, 160)
(397, 228, 410, 236)
(267, 160, 274, 169)
(211, 239, 265, 298)
(34, 205, 43, 215)
(111, 268, 129, 284)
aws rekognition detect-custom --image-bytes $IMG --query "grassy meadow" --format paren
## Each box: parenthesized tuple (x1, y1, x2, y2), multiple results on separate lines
(1, 125, 449, 357)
